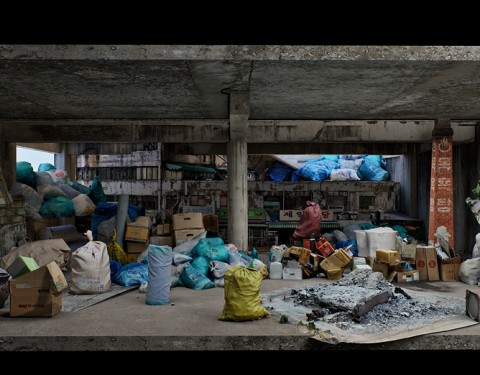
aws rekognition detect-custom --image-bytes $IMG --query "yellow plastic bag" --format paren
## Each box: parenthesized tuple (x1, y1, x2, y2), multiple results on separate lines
(107, 229, 128, 265)
(219, 265, 270, 321)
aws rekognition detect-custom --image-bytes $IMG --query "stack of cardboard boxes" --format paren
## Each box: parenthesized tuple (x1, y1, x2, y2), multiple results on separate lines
(125, 216, 152, 263)
(150, 222, 173, 247)
(172, 213, 205, 246)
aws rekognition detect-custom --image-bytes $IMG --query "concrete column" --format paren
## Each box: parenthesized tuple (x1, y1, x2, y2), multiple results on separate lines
(54, 143, 66, 170)
(227, 91, 250, 251)
(405, 144, 418, 218)
(428, 119, 454, 246)
(115, 194, 129, 248)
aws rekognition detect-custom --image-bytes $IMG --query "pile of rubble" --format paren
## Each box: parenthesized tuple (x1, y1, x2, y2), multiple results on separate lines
(289, 269, 464, 334)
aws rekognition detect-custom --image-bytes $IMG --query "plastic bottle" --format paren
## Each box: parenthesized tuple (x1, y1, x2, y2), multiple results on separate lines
(269, 261, 283, 280)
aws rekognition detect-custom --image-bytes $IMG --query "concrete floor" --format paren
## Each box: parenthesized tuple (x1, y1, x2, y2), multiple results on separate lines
(0, 277, 479, 351)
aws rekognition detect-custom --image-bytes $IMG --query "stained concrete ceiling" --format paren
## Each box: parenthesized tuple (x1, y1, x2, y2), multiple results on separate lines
(1, 45, 480, 120)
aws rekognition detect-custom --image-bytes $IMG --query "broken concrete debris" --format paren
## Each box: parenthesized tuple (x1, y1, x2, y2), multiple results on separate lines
(288, 269, 462, 330)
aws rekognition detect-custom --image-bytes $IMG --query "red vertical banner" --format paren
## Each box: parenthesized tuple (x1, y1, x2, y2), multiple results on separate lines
(428, 127, 454, 247)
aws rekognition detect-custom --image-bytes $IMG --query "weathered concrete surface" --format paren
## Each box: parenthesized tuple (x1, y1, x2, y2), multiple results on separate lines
(0, 278, 480, 350)
(1, 45, 480, 121)
(1, 45, 480, 61)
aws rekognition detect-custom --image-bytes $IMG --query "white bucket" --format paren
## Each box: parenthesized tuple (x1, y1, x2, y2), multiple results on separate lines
(354, 230, 370, 257)
(269, 261, 283, 280)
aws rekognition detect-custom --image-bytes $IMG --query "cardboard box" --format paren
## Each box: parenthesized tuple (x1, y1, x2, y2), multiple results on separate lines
(126, 253, 141, 263)
(287, 246, 305, 260)
(396, 238, 418, 259)
(333, 248, 353, 266)
(425, 246, 440, 281)
(396, 270, 420, 283)
(125, 226, 149, 243)
(7, 256, 39, 278)
(150, 236, 173, 247)
(174, 228, 205, 245)
(320, 257, 340, 272)
(155, 223, 171, 236)
(372, 260, 389, 278)
(279, 210, 304, 221)
(310, 253, 322, 272)
(439, 256, 462, 281)
(415, 246, 428, 281)
(366, 256, 376, 267)
(126, 240, 150, 254)
(9, 261, 68, 317)
(316, 237, 335, 257)
(326, 268, 343, 280)
(172, 213, 204, 230)
(298, 248, 312, 267)
(376, 249, 401, 266)
(129, 215, 152, 229)
(322, 249, 353, 270)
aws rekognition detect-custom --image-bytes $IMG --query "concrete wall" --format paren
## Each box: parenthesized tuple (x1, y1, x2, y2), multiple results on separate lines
(0, 199, 26, 257)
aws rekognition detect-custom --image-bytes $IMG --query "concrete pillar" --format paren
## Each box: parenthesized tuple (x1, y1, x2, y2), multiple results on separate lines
(227, 91, 250, 251)
(54, 143, 66, 170)
(428, 119, 454, 246)
(115, 194, 129, 248)
(405, 144, 418, 218)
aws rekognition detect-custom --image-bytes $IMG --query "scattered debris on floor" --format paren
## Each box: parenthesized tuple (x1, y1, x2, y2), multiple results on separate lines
(265, 268, 466, 338)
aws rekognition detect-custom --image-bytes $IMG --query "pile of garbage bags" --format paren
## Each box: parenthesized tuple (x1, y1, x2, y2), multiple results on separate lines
(111, 232, 269, 292)
(269, 155, 390, 182)
(11, 161, 101, 219)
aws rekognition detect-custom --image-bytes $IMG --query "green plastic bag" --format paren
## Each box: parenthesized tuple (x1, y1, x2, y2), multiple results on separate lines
(219, 266, 270, 321)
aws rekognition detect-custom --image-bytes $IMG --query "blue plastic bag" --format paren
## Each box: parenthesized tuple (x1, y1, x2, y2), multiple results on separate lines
(297, 159, 339, 181)
(192, 238, 229, 262)
(16, 161, 35, 188)
(109, 260, 122, 279)
(268, 162, 293, 182)
(358, 159, 390, 181)
(113, 263, 148, 287)
(191, 256, 209, 276)
(180, 265, 215, 290)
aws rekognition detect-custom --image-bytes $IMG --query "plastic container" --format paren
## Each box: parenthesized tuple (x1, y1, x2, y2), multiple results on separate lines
(269, 261, 283, 280)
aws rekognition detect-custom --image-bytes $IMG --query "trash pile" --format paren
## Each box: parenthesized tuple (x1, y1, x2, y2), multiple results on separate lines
(11, 161, 100, 221)
(133, 233, 269, 292)
(275, 268, 464, 334)
(268, 155, 390, 182)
